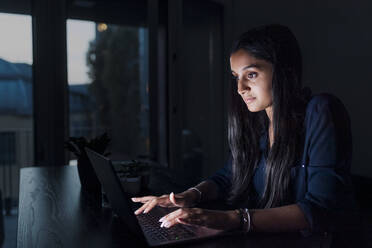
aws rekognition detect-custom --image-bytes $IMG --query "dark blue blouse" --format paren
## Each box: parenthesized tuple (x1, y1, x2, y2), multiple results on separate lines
(208, 93, 359, 234)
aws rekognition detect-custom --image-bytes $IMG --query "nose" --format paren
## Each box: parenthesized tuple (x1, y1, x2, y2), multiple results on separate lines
(237, 79, 250, 96)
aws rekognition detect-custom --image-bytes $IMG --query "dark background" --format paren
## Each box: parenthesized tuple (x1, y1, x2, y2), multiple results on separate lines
(0, 0, 371, 247)
(232, 0, 372, 178)
(0, 0, 370, 192)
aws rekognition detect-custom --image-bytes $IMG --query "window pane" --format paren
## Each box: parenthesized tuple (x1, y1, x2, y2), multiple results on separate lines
(0, 12, 33, 247)
(67, 20, 149, 162)
(0, 132, 16, 164)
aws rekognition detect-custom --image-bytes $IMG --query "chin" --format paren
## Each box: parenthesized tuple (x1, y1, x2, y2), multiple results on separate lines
(246, 105, 263, 112)
(247, 107, 261, 112)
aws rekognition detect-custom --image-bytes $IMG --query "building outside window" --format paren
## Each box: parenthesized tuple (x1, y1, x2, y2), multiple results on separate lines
(0, 12, 34, 247)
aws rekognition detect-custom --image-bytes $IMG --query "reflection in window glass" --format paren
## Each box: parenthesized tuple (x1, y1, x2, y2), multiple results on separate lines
(0, 12, 33, 246)
(67, 20, 149, 161)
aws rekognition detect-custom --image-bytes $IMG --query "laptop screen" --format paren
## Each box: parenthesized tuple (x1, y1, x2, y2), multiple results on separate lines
(85, 148, 145, 239)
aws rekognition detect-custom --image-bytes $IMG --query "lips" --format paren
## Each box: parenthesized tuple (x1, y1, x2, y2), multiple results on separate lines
(244, 97, 256, 104)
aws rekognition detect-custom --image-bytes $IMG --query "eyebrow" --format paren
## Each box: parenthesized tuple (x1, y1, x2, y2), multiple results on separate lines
(231, 63, 261, 73)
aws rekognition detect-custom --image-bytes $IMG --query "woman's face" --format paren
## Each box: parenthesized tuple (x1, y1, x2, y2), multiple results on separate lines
(230, 49, 273, 114)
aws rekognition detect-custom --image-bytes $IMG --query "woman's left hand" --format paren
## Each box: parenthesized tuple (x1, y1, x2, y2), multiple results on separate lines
(158, 208, 240, 231)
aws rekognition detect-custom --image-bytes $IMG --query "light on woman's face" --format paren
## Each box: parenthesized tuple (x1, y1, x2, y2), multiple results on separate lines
(230, 49, 273, 113)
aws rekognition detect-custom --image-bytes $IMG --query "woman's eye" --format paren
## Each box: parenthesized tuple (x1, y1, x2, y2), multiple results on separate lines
(231, 75, 239, 81)
(247, 72, 257, 79)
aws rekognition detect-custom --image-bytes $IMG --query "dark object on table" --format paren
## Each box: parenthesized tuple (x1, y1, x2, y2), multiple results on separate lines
(64, 132, 111, 193)
(116, 160, 152, 195)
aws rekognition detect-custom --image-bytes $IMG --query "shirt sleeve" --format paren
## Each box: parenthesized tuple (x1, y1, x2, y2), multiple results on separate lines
(206, 155, 233, 200)
(296, 94, 358, 233)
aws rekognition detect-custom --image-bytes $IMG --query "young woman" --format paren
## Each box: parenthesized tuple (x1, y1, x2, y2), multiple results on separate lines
(132, 24, 360, 240)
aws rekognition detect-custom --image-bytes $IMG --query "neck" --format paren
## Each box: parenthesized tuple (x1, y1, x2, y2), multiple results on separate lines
(265, 106, 273, 124)
(266, 106, 274, 147)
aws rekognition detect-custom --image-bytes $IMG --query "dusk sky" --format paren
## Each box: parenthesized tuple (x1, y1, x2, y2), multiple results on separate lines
(0, 13, 95, 85)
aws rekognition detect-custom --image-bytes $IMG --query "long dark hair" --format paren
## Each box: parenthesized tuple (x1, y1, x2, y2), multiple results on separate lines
(228, 24, 312, 208)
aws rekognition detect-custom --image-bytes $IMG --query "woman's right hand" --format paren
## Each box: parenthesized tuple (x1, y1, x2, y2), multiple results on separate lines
(131, 190, 199, 215)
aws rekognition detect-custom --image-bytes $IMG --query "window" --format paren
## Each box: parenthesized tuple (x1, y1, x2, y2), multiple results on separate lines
(0, 13, 33, 247)
(67, 20, 150, 161)
(0, 132, 16, 165)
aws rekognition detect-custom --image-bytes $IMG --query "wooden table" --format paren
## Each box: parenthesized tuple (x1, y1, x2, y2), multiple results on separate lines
(17, 166, 327, 248)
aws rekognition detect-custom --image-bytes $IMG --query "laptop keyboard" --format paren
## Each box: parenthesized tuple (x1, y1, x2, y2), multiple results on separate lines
(137, 207, 196, 242)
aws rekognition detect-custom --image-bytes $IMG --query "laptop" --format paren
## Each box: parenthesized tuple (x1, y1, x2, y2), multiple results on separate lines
(85, 148, 226, 247)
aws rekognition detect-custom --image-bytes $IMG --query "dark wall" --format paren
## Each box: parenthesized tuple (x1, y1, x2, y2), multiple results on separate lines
(232, 0, 372, 177)
(176, 1, 227, 181)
